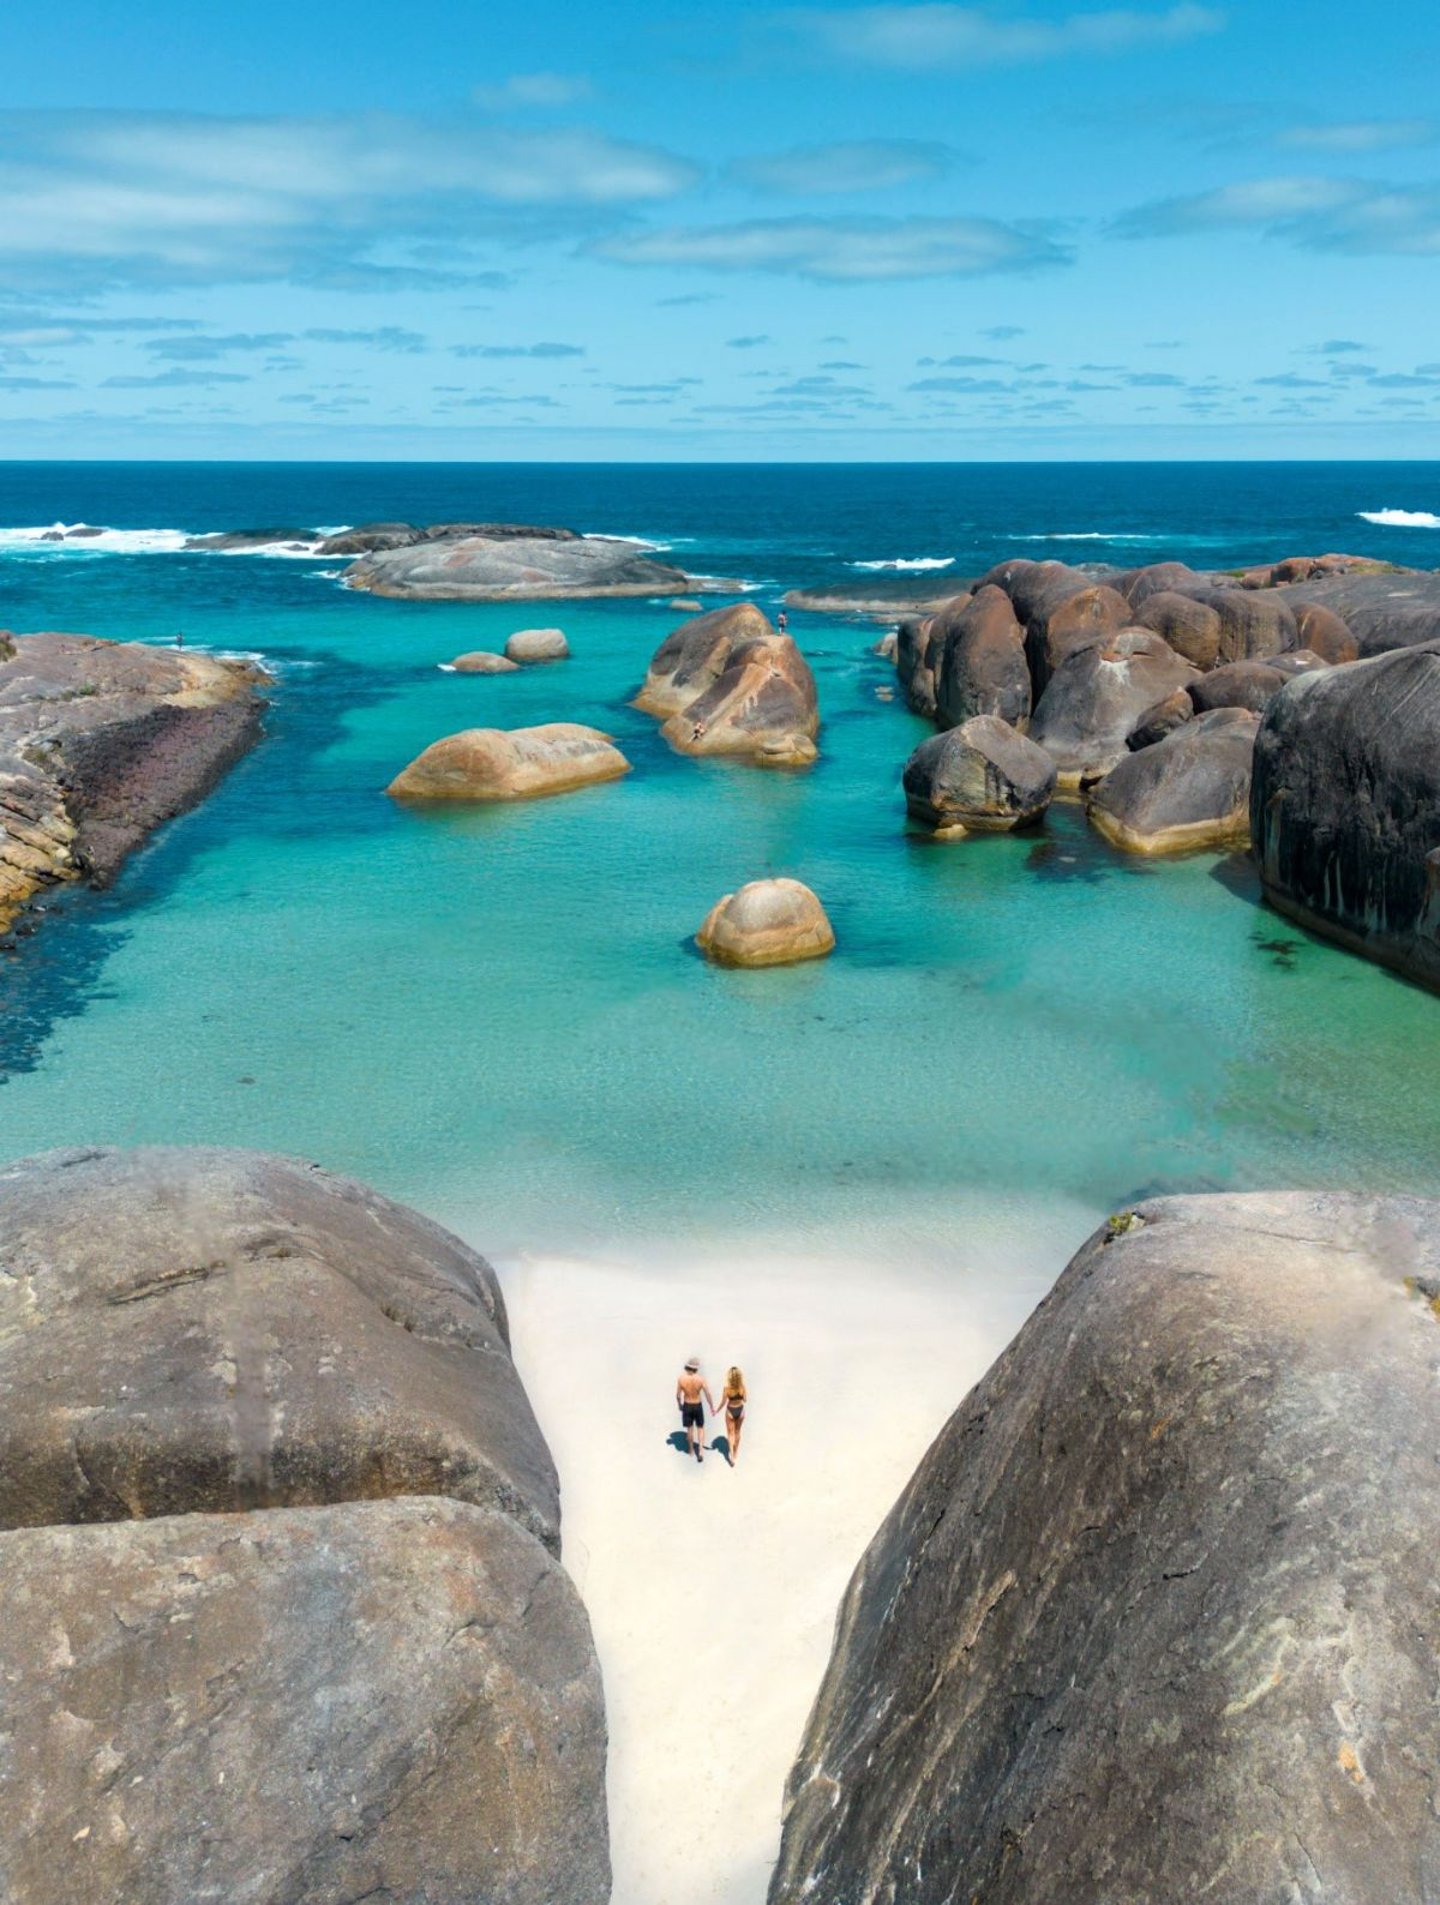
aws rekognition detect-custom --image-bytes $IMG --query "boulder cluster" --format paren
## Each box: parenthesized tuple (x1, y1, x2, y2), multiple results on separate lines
(634, 602, 820, 767)
(0, 1147, 609, 1905)
(894, 554, 1418, 857)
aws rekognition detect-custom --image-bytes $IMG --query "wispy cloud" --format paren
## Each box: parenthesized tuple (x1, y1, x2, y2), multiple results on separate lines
(593, 214, 1070, 282)
(782, 3, 1224, 68)
(726, 334, 771, 348)
(0, 109, 700, 292)
(1278, 119, 1437, 154)
(728, 140, 957, 194)
(450, 340, 585, 357)
(145, 330, 294, 360)
(102, 367, 252, 387)
(472, 72, 593, 110)
(303, 326, 429, 352)
(1113, 175, 1440, 253)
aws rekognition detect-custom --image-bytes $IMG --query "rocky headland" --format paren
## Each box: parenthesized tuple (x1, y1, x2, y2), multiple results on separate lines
(769, 1191, 1440, 1905)
(341, 522, 711, 601)
(0, 1146, 610, 1905)
(0, 631, 265, 938)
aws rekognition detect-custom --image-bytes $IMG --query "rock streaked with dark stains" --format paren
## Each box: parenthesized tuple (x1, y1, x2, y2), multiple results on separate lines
(345, 529, 693, 600)
(0, 1146, 560, 1550)
(1177, 585, 1299, 663)
(0, 1497, 610, 1905)
(1023, 582, 1133, 694)
(634, 602, 774, 717)
(1088, 706, 1259, 854)
(1125, 685, 1194, 751)
(1028, 628, 1199, 789)
(640, 605, 821, 768)
(1188, 658, 1294, 714)
(770, 1191, 1440, 1905)
(0, 631, 264, 935)
(931, 586, 1029, 731)
(902, 717, 1056, 834)
(894, 612, 943, 719)
(1252, 640, 1440, 990)
(1279, 571, 1440, 656)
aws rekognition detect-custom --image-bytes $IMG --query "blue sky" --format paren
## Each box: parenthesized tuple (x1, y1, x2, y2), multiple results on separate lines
(1, 0, 1438, 458)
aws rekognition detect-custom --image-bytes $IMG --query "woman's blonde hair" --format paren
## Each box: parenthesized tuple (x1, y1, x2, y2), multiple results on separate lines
(726, 1365, 746, 1398)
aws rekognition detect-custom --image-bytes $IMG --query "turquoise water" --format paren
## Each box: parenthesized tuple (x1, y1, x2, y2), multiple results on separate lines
(4, 462, 1440, 1256)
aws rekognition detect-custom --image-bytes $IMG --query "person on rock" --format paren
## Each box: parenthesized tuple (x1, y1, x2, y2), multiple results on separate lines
(676, 1357, 715, 1463)
(717, 1365, 747, 1467)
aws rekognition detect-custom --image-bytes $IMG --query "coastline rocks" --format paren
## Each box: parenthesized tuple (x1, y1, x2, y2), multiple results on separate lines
(0, 1500, 608, 1905)
(449, 650, 520, 674)
(1293, 600, 1359, 665)
(1134, 589, 1225, 669)
(0, 631, 264, 936)
(769, 1191, 1440, 1905)
(696, 878, 834, 967)
(1252, 642, 1440, 990)
(1180, 585, 1298, 663)
(1088, 707, 1259, 854)
(387, 724, 630, 802)
(1114, 560, 1207, 610)
(640, 605, 820, 768)
(1126, 686, 1193, 751)
(932, 587, 1030, 731)
(1280, 571, 1440, 656)
(895, 613, 943, 718)
(316, 522, 419, 556)
(184, 527, 316, 551)
(505, 627, 570, 664)
(1024, 582, 1132, 694)
(903, 718, 1055, 835)
(1028, 629, 1199, 789)
(1188, 657, 1290, 714)
(0, 1145, 560, 1548)
(345, 528, 690, 601)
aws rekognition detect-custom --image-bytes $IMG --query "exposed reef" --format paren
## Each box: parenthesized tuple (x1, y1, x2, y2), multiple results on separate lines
(343, 522, 705, 600)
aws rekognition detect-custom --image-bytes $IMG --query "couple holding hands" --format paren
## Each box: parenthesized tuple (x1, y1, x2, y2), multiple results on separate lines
(675, 1356, 747, 1467)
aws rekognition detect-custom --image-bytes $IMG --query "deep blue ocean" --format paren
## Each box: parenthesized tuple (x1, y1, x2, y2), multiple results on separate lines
(3, 461, 1439, 1263)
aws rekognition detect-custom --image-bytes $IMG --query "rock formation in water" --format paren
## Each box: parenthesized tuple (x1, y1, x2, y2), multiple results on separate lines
(344, 524, 694, 600)
(449, 650, 520, 673)
(1252, 642, 1440, 990)
(1028, 629, 1199, 788)
(894, 613, 947, 719)
(316, 522, 421, 555)
(1088, 706, 1259, 854)
(637, 604, 820, 768)
(903, 718, 1055, 835)
(183, 527, 317, 551)
(0, 631, 265, 937)
(387, 724, 630, 802)
(0, 1145, 609, 1905)
(696, 878, 835, 966)
(931, 587, 1029, 731)
(505, 627, 570, 664)
(769, 1191, 1440, 1905)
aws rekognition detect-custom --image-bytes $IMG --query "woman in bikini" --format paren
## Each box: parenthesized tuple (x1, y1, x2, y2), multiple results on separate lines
(716, 1365, 747, 1467)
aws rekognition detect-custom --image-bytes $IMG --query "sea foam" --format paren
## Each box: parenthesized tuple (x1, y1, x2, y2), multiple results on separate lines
(1357, 508, 1440, 529)
(851, 556, 955, 572)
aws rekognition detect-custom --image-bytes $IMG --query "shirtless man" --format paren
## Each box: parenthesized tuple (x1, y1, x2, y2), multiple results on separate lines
(676, 1357, 715, 1464)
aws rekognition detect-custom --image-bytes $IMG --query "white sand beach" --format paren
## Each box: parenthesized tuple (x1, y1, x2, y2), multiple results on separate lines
(497, 1203, 1094, 1905)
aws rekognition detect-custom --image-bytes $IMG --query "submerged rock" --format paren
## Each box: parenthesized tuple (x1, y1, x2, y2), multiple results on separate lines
(0, 1498, 609, 1905)
(505, 627, 570, 664)
(346, 529, 691, 601)
(931, 586, 1030, 731)
(696, 878, 834, 967)
(387, 724, 630, 802)
(902, 718, 1055, 835)
(770, 1191, 1440, 1905)
(1028, 629, 1199, 788)
(1252, 641, 1440, 989)
(1088, 706, 1259, 854)
(0, 632, 264, 936)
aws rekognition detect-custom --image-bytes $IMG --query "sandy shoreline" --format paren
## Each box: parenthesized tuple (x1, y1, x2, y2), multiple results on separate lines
(491, 1208, 1094, 1905)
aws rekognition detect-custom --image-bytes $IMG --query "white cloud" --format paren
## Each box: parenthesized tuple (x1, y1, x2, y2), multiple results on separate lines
(472, 73, 593, 110)
(1114, 175, 1440, 254)
(1279, 119, 1437, 155)
(729, 140, 956, 194)
(784, 3, 1223, 67)
(592, 215, 1069, 281)
(0, 109, 699, 292)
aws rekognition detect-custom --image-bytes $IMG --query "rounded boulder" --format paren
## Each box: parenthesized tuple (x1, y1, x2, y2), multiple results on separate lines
(903, 717, 1056, 835)
(505, 627, 570, 664)
(387, 724, 630, 801)
(1088, 706, 1259, 854)
(696, 878, 835, 968)
(450, 650, 520, 674)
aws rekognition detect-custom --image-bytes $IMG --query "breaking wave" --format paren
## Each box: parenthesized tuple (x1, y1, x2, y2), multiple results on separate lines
(0, 523, 349, 558)
(850, 556, 955, 572)
(1357, 508, 1440, 529)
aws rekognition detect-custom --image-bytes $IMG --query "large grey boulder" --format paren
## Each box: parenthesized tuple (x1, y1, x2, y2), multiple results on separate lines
(1023, 579, 1132, 693)
(1113, 560, 1208, 610)
(0, 1497, 609, 1905)
(1028, 629, 1199, 788)
(894, 614, 942, 718)
(1280, 571, 1440, 656)
(1134, 589, 1224, 669)
(1252, 640, 1440, 990)
(932, 586, 1030, 731)
(1088, 706, 1258, 854)
(1178, 585, 1298, 663)
(0, 1146, 560, 1550)
(345, 529, 690, 600)
(770, 1192, 1440, 1905)
(903, 717, 1055, 834)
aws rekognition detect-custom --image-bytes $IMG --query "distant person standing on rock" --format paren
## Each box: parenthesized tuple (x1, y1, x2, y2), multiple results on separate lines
(676, 1357, 715, 1463)
(777, 609, 789, 636)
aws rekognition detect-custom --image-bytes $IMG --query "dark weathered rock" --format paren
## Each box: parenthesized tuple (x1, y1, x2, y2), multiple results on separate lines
(184, 528, 317, 550)
(635, 603, 773, 718)
(1024, 583, 1132, 694)
(0, 1146, 560, 1550)
(894, 614, 941, 718)
(0, 1497, 609, 1905)
(1125, 686, 1193, 751)
(639, 606, 820, 767)
(1188, 658, 1290, 714)
(1134, 589, 1224, 669)
(1028, 629, 1199, 788)
(1280, 572, 1440, 657)
(316, 522, 420, 556)
(1088, 707, 1258, 853)
(902, 717, 1055, 834)
(1113, 560, 1207, 610)
(770, 1191, 1440, 1905)
(1252, 642, 1440, 989)
(1180, 585, 1298, 663)
(1292, 600, 1359, 665)
(932, 586, 1030, 731)
(0, 633, 264, 935)
(346, 531, 690, 600)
